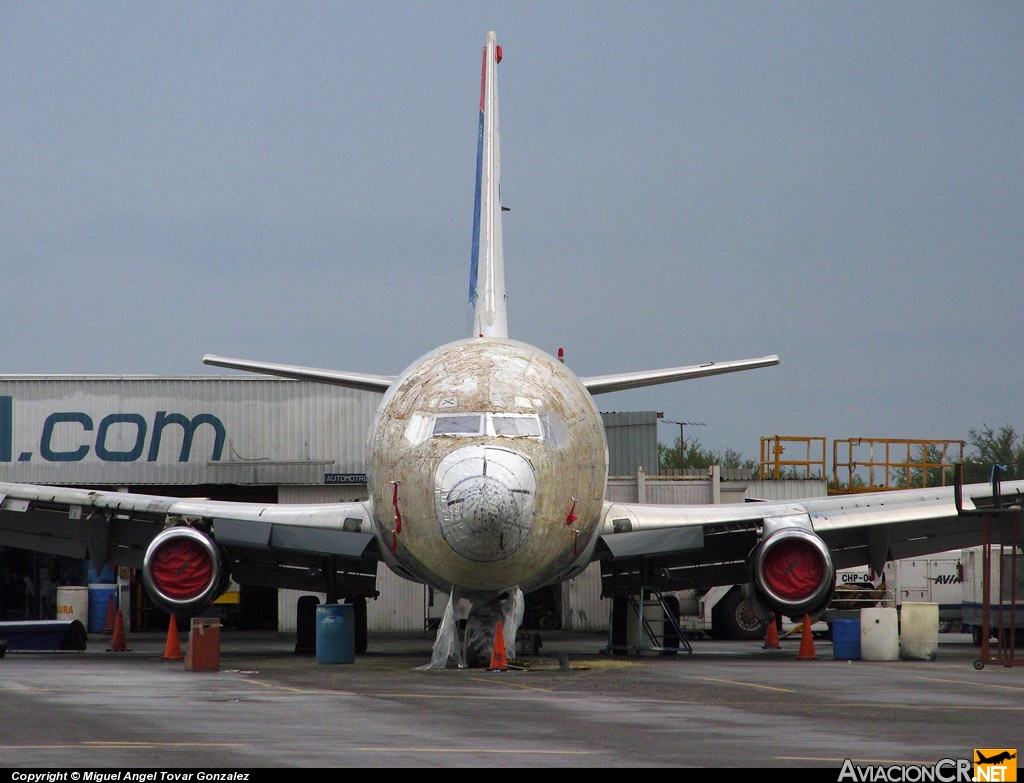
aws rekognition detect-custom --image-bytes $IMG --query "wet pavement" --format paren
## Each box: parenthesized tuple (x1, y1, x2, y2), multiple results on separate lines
(0, 627, 1021, 768)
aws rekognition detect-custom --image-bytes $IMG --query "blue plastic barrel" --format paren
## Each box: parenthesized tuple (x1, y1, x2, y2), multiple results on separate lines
(832, 618, 861, 660)
(87, 584, 118, 632)
(86, 561, 116, 584)
(316, 604, 355, 664)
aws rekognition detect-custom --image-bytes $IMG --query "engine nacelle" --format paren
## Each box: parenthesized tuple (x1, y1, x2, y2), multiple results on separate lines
(748, 520, 835, 619)
(142, 526, 229, 617)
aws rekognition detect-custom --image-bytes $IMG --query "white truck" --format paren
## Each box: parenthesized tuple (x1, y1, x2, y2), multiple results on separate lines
(960, 545, 1024, 645)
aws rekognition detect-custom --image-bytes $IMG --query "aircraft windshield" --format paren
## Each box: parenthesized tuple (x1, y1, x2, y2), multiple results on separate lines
(432, 414, 483, 435)
(429, 412, 557, 440)
(491, 415, 541, 437)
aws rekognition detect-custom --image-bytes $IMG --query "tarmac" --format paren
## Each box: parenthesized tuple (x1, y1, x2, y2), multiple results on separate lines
(0, 625, 1022, 769)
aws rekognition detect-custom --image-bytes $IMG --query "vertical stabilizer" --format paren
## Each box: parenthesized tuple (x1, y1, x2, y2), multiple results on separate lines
(469, 31, 507, 339)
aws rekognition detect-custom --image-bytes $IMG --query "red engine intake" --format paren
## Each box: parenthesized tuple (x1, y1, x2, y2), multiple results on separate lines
(142, 527, 228, 616)
(748, 525, 835, 619)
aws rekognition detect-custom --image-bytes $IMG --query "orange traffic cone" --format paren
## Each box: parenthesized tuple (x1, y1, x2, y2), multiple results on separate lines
(163, 614, 183, 660)
(103, 594, 117, 634)
(763, 613, 780, 649)
(107, 608, 129, 651)
(797, 614, 817, 660)
(488, 621, 509, 671)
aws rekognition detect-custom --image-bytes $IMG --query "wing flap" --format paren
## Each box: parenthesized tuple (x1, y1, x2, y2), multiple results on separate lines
(212, 516, 374, 561)
(600, 526, 704, 559)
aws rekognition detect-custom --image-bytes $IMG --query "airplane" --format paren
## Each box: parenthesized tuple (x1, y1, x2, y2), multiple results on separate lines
(1, 31, 1021, 667)
(976, 752, 1016, 765)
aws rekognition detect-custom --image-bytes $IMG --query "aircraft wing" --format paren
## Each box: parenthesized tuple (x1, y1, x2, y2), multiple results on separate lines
(581, 355, 779, 395)
(596, 479, 1024, 618)
(0, 481, 381, 613)
(203, 355, 394, 393)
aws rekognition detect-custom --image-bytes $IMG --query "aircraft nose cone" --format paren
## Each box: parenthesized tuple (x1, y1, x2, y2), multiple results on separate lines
(435, 445, 536, 562)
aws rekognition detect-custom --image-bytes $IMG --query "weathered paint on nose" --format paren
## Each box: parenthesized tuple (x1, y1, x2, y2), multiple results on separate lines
(434, 445, 536, 562)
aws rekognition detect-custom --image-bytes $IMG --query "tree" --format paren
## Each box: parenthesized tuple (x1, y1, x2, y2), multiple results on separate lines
(963, 425, 1024, 483)
(658, 438, 758, 474)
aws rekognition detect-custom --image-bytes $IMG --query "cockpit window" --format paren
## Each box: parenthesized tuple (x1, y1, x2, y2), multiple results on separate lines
(491, 415, 542, 437)
(429, 412, 554, 439)
(432, 414, 483, 436)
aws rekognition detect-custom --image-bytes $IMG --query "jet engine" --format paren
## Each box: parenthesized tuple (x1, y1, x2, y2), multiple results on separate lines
(747, 515, 835, 619)
(142, 526, 230, 616)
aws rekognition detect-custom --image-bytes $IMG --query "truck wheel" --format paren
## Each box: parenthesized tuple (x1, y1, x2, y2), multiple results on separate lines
(712, 589, 767, 641)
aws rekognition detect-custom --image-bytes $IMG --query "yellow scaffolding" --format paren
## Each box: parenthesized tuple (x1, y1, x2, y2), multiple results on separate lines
(758, 436, 966, 494)
(759, 436, 826, 480)
(831, 438, 964, 493)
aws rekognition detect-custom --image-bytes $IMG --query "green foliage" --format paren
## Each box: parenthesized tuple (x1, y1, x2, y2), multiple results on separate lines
(658, 438, 758, 474)
(827, 473, 866, 492)
(964, 425, 1024, 483)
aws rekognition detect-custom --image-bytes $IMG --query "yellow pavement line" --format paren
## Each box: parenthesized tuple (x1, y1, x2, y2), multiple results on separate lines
(351, 748, 591, 755)
(776, 756, 947, 765)
(693, 676, 797, 692)
(0, 742, 246, 750)
(467, 676, 555, 692)
(915, 676, 1024, 692)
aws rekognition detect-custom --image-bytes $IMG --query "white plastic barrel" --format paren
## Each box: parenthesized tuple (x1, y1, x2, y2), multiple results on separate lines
(900, 602, 939, 660)
(860, 607, 899, 661)
(56, 586, 89, 625)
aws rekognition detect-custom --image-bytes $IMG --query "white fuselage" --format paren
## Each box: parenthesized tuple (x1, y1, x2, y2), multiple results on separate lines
(367, 338, 608, 594)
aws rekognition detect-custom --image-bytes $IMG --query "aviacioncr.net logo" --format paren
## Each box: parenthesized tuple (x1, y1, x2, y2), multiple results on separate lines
(974, 749, 1017, 782)
(838, 759, 973, 782)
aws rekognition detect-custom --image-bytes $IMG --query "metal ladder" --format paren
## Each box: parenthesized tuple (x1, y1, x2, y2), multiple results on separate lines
(606, 589, 693, 657)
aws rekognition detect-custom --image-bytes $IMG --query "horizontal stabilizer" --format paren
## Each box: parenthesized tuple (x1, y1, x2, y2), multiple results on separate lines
(203, 355, 394, 393)
(581, 355, 779, 395)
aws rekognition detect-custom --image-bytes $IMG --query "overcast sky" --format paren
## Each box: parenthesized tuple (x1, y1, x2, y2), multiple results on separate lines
(2, 3, 1021, 463)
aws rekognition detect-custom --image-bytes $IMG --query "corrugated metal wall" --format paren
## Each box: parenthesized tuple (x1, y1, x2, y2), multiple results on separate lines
(644, 478, 714, 505)
(563, 564, 605, 631)
(0, 376, 380, 486)
(601, 411, 658, 476)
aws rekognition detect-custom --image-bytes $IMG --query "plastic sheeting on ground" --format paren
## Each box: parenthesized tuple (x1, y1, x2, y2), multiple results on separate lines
(418, 587, 524, 670)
